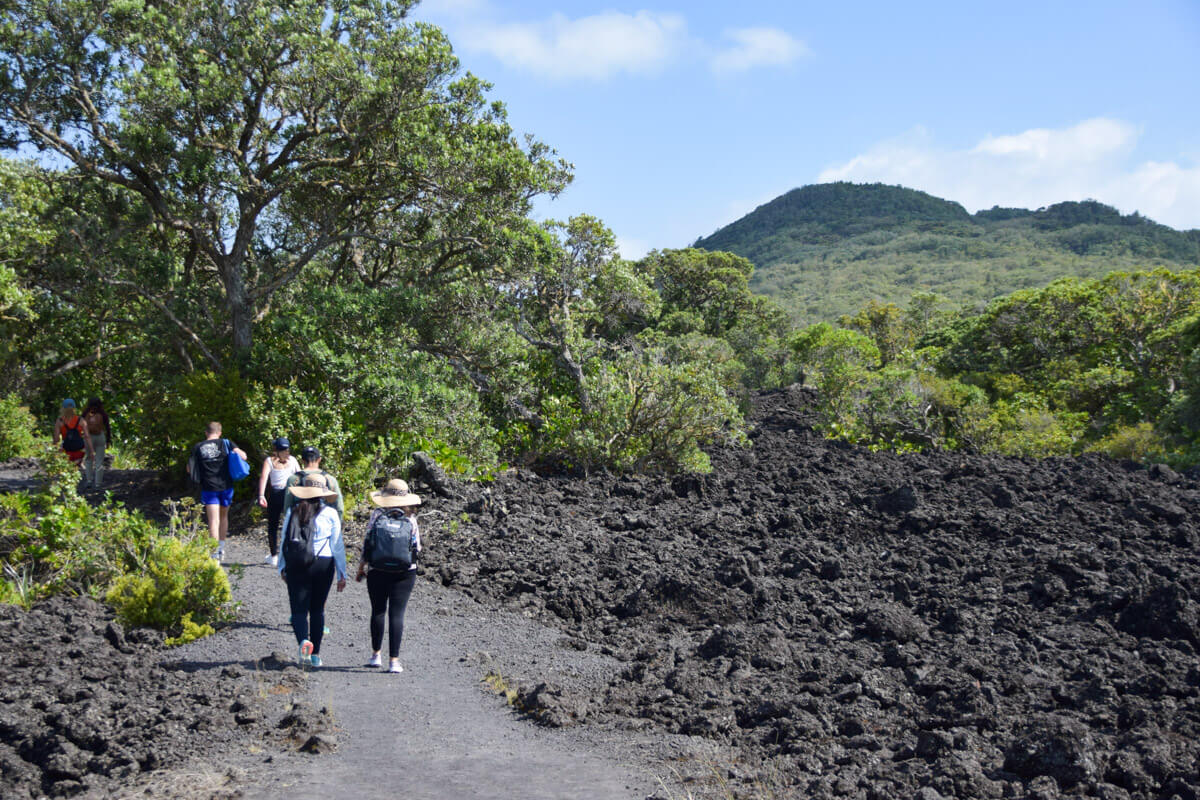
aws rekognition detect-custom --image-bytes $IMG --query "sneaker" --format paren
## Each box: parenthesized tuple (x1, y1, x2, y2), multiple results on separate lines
(309, 655, 322, 668)
(217, 548, 225, 563)
(264, 554, 277, 567)
(298, 639, 313, 666)
(388, 660, 403, 674)
(365, 653, 382, 668)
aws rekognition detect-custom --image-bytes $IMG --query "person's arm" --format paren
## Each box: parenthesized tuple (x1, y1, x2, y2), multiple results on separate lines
(331, 513, 347, 586)
(357, 512, 379, 581)
(257, 458, 271, 507)
(282, 473, 299, 516)
(51, 418, 62, 445)
(80, 418, 93, 457)
(412, 515, 421, 554)
(277, 507, 291, 578)
(186, 445, 197, 483)
(328, 474, 345, 518)
(229, 439, 248, 460)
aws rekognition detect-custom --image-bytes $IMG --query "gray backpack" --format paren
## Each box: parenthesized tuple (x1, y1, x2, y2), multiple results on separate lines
(368, 513, 414, 570)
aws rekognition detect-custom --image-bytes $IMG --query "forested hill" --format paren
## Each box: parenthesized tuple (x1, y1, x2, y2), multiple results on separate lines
(694, 182, 1200, 322)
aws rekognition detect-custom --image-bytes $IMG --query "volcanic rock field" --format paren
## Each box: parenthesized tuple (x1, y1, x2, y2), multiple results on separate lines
(1, 385, 1198, 799)
(423, 386, 1200, 800)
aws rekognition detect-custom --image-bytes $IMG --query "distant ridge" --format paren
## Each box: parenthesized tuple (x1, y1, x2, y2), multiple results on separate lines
(693, 182, 1200, 323)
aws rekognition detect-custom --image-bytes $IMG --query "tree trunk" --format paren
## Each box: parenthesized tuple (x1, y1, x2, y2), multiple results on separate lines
(218, 255, 254, 357)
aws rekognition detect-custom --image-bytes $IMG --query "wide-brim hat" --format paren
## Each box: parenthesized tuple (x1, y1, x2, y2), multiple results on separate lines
(369, 478, 421, 508)
(289, 474, 337, 501)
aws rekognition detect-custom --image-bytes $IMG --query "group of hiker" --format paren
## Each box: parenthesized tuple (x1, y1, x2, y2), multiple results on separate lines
(51, 398, 112, 489)
(52, 401, 418, 674)
(187, 422, 419, 673)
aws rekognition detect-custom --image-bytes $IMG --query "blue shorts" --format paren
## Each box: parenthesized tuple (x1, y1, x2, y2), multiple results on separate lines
(201, 488, 235, 507)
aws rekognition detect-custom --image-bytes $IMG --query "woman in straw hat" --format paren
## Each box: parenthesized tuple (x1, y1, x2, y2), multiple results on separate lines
(356, 478, 421, 673)
(278, 474, 347, 667)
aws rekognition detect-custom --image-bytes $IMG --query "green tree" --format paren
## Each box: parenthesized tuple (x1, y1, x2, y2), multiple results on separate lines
(0, 0, 569, 357)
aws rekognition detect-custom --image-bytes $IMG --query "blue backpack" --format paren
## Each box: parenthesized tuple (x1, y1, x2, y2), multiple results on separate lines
(368, 512, 415, 570)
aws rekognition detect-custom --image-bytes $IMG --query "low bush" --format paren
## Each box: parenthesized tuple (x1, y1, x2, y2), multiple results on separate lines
(0, 455, 233, 642)
(0, 394, 40, 460)
(1085, 422, 1165, 463)
(106, 535, 230, 636)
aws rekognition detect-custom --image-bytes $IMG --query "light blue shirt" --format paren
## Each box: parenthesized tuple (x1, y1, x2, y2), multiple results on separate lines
(278, 504, 347, 581)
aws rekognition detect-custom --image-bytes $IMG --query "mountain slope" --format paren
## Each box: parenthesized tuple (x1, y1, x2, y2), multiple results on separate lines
(694, 182, 1200, 322)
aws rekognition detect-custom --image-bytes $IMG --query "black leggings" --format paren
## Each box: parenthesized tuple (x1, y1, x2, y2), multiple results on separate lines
(367, 569, 415, 659)
(286, 557, 335, 654)
(266, 487, 287, 556)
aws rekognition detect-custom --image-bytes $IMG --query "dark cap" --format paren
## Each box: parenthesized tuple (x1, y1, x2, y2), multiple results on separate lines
(272, 437, 290, 451)
(300, 445, 321, 461)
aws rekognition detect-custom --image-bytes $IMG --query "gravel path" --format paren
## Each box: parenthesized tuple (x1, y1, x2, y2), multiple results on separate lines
(171, 534, 681, 800)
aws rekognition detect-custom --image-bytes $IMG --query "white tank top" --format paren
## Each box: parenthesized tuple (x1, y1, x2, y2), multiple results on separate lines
(268, 456, 300, 489)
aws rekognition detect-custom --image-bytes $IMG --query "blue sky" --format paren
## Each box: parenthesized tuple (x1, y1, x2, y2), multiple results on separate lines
(416, 0, 1200, 258)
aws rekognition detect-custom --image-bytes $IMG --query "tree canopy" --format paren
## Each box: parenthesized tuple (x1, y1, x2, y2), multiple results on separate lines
(0, 0, 570, 356)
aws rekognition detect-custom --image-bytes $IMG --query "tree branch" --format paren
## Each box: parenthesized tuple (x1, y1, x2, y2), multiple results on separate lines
(44, 343, 146, 380)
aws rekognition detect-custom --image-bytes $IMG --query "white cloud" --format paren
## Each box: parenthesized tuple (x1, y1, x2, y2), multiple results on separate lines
(457, 11, 688, 80)
(818, 118, 1200, 230)
(710, 27, 808, 75)
(615, 234, 653, 260)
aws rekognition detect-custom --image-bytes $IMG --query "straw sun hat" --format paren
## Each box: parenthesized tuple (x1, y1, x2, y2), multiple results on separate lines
(288, 474, 338, 501)
(369, 478, 422, 508)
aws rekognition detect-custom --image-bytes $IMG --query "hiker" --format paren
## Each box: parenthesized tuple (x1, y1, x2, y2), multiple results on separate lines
(256, 437, 299, 567)
(187, 421, 248, 563)
(356, 479, 421, 673)
(278, 474, 347, 667)
(282, 445, 344, 518)
(81, 398, 112, 490)
(52, 399, 92, 471)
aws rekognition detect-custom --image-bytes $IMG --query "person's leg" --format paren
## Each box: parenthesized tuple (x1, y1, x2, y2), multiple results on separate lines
(84, 442, 96, 487)
(386, 570, 416, 660)
(366, 570, 390, 656)
(217, 498, 230, 544)
(88, 434, 106, 487)
(307, 557, 335, 655)
(204, 502, 221, 542)
(266, 487, 285, 556)
(286, 572, 311, 646)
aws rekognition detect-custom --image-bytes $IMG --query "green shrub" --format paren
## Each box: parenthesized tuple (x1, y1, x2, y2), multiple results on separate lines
(133, 369, 256, 471)
(1, 462, 233, 643)
(534, 351, 747, 473)
(1085, 422, 1165, 462)
(0, 394, 40, 460)
(165, 613, 215, 647)
(106, 535, 231, 633)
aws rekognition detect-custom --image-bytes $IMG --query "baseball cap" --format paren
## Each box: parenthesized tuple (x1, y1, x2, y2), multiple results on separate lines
(273, 437, 290, 451)
(62, 398, 76, 408)
(300, 445, 321, 460)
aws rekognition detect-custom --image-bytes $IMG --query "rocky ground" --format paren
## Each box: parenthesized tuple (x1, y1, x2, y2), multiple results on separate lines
(419, 386, 1200, 800)
(0, 595, 318, 800)
(2, 385, 1198, 799)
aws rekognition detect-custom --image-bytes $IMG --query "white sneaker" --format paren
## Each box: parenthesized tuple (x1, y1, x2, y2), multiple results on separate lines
(388, 660, 403, 673)
(365, 653, 382, 668)
(217, 548, 225, 563)
(264, 554, 277, 566)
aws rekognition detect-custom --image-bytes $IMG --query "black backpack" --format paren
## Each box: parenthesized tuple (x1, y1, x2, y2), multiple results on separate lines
(367, 512, 415, 570)
(282, 510, 317, 571)
(61, 418, 85, 452)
